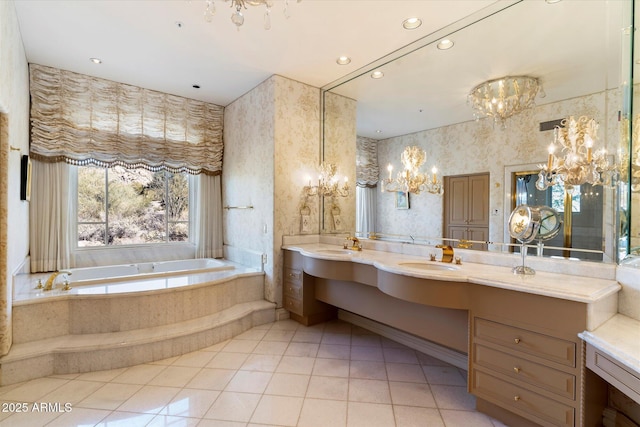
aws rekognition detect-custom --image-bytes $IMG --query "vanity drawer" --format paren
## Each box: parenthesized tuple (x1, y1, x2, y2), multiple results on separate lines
(474, 344, 575, 400)
(284, 296, 303, 316)
(474, 318, 576, 367)
(284, 281, 302, 299)
(472, 369, 575, 427)
(284, 268, 302, 284)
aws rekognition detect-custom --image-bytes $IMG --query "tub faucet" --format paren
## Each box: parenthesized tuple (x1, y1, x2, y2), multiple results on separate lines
(435, 245, 454, 263)
(44, 270, 72, 291)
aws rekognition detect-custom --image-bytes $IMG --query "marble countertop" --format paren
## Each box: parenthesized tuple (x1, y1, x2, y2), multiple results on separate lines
(579, 314, 640, 376)
(283, 243, 621, 304)
(13, 263, 263, 305)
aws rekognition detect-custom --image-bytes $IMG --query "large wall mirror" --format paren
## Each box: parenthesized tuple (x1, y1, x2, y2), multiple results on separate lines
(321, 0, 634, 264)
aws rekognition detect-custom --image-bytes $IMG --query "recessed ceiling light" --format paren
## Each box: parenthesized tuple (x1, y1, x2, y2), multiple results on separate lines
(375, 130, 382, 134)
(90, 58, 102, 64)
(402, 17, 422, 30)
(371, 70, 384, 79)
(336, 56, 351, 65)
(545, 0, 562, 3)
(437, 39, 454, 50)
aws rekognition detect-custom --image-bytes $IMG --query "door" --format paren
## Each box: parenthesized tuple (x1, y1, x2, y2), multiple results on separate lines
(444, 173, 489, 250)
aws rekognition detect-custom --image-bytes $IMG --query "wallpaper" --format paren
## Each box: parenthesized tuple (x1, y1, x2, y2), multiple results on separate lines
(0, 0, 30, 356)
(323, 92, 357, 235)
(224, 75, 321, 307)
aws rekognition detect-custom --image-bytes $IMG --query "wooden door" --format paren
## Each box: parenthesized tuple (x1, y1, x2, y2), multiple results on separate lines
(444, 173, 489, 250)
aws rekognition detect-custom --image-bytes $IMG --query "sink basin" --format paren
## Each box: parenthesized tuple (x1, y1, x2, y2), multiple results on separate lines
(398, 262, 459, 271)
(317, 249, 355, 255)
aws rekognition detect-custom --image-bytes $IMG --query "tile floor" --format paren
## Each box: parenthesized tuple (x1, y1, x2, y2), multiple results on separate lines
(0, 319, 510, 427)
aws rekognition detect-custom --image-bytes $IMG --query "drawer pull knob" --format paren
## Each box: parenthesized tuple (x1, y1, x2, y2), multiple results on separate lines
(514, 338, 521, 344)
(513, 367, 521, 373)
(514, 395, 521, 402)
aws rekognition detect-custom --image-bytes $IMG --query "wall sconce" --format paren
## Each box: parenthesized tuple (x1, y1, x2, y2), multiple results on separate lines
(304, 162, 349, 198)
(381, 146, 443, 195)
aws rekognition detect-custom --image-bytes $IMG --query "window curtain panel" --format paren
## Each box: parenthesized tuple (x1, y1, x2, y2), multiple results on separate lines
(356, 136, 379, 188)
(29, 160, 73, 272)
(193, 174, 223, 258)
(356, 186, 377, 236)
(28, 64, 224, 176)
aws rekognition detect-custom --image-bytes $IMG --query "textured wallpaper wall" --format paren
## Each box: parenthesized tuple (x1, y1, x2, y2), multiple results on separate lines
(224, 75, 322, 307)
(0, 0, 30, 356)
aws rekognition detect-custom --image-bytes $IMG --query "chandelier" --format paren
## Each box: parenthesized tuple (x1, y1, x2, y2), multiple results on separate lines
(204, 0, 301, 30)
(535, 116, 613, 192)
(380, 146, 443, 195)
(304, 163, 349, 198)
(468, 76, 541, 127)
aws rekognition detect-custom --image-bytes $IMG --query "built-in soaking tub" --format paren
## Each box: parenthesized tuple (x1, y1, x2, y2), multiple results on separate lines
(4, 256, 274, 386)
(68, 258, 235, 287)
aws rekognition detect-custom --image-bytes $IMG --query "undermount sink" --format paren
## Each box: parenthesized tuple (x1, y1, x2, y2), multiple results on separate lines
(398, 262, 459, 271)
(317, 249, 355, 255)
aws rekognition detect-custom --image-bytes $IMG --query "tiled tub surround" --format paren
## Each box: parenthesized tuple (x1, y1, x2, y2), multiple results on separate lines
(282, 238, 623, 426)
(1, 265, 275, 386)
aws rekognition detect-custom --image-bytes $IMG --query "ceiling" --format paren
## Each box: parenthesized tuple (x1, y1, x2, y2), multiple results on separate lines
(13, 0, 496, 107)
(13, 0, 629, 140)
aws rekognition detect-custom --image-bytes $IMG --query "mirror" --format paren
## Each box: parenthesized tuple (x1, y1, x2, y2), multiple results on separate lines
(322, 0, 633, 263)
(628, 0, 640, 261)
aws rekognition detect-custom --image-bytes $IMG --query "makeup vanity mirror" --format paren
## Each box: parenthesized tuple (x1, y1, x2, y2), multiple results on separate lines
(321, 0, 634, 264)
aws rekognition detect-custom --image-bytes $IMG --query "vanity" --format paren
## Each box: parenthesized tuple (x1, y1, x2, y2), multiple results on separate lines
(282, 240, 622, 427)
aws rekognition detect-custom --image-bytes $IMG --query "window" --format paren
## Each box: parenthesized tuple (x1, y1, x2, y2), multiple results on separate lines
(77, 166, 190, 247)
(551, 183, 581, 213)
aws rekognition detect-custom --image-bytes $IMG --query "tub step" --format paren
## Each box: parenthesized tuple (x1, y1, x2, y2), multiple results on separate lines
(0, 300, 275, 386)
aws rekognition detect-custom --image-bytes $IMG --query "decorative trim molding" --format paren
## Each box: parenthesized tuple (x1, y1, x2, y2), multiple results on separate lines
(338, 309, 468, 370)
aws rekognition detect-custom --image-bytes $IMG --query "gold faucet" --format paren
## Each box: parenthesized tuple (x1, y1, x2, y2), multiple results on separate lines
(345, 236, 362, 251)
(44, 270, 72, 291)
(435, 245, 454, 263)
(457, 239, 473, 249)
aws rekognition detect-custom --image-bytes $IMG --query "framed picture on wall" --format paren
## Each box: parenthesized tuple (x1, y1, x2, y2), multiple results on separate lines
(20, 155, 32, 202)
(395, 191, 409, 209)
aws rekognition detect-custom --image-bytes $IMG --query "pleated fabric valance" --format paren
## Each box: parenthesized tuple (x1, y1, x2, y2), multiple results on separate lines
(29, 64, 224, 175)
(356, 136, 379, 187)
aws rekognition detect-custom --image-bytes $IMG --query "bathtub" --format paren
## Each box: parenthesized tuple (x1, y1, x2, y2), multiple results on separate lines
(7, 256, 272, 386)
(68, 258, 235, 286)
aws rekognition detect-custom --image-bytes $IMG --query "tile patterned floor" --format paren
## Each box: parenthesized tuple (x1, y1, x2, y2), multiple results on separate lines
(0, 319, 510, 426)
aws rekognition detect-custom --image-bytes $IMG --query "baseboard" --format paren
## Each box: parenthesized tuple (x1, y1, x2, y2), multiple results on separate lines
(338, 309, 468, 370)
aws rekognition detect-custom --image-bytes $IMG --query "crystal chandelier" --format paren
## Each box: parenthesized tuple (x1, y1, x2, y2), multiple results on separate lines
(535, 116, 613, 192)
(304, 163, 349, 198)
(204, 0, 301, 30)
(468, 76, 542, 127)
(380, 146, 443, 195)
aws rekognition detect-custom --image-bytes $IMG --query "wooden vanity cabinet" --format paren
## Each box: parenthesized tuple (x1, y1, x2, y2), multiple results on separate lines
(469, 286, 607, 427)
(283, 250, 336, 326)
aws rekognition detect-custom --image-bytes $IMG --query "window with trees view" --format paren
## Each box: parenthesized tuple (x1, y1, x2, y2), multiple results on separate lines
(77, 166, 190, 247)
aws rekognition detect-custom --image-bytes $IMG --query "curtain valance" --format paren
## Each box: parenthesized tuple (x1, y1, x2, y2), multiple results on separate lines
(356, 136, 379, 187)
(29, 64, 224, 175)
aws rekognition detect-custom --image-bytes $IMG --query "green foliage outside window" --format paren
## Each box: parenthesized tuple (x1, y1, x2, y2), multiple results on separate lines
(77, 166, 189, 247)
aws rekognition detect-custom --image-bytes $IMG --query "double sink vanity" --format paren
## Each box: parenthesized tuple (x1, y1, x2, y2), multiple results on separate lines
(281, 237, 635, 427)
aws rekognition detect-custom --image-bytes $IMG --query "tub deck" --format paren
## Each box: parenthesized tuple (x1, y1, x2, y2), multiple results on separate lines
(13, 261, 258, 304)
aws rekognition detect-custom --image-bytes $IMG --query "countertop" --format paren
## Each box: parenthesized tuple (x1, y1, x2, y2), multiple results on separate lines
(580, 314, 640, 376)
(283, 243, 621, 305)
